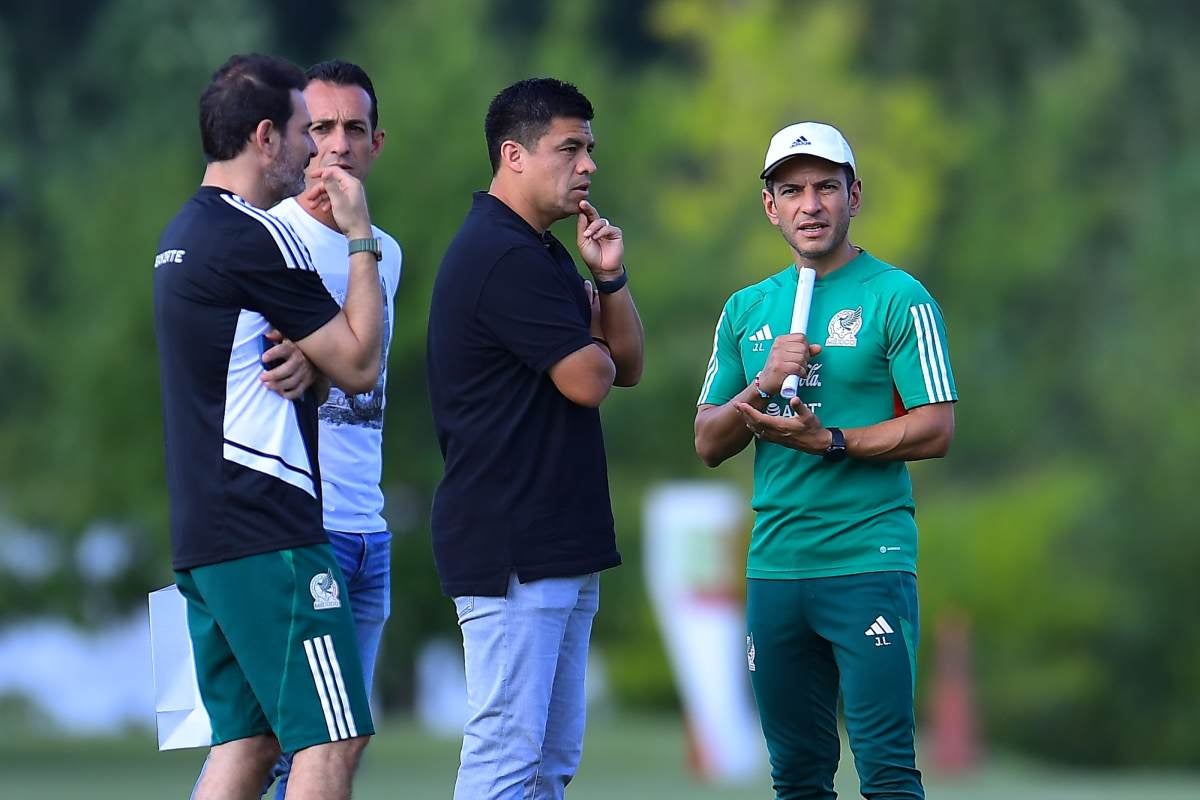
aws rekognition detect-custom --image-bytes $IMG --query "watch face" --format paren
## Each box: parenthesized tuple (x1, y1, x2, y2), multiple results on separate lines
(824, 428, 847, 462)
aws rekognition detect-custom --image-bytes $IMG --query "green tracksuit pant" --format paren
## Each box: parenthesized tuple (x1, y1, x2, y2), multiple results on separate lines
(746, 572, 923, 799)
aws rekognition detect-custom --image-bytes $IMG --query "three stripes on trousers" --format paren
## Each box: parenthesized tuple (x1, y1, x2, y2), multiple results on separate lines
(303, 635, 358, 740)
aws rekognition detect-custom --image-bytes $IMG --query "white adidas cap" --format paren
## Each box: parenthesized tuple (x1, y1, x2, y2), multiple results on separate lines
(760, 121, 856, 180)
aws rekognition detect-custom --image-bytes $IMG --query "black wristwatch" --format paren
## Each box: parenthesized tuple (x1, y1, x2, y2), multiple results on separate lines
(594, 268, 628, 294)
(822, 427, 848, 462)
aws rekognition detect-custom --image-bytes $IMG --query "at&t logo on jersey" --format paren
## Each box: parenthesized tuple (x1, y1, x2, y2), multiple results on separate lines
(766, 398, 822, 417)
(310, 570, 342, 610)
(825, 307, 863, 347)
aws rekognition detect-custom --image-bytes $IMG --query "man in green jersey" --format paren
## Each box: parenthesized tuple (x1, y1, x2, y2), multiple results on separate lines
(694, 122, 956, 800)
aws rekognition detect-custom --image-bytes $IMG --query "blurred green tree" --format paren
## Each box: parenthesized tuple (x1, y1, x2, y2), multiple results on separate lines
(1, 0, 1197, 767)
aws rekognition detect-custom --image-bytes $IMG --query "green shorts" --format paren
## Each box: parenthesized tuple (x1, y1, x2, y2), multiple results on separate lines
(175, 543, 374, 753)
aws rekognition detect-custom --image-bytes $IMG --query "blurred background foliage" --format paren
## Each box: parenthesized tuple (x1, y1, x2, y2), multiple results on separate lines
(1, 0, 1197, 768)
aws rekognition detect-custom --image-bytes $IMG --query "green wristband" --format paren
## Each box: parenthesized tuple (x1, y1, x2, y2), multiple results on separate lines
(348, 237, 382, 261)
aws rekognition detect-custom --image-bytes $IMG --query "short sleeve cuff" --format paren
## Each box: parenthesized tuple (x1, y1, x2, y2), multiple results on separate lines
(532, 332, 596, 374)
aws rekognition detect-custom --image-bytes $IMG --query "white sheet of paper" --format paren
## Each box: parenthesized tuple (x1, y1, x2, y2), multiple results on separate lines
(148, 584, 213, 750)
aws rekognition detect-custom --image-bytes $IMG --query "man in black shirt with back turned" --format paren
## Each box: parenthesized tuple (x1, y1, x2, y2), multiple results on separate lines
(426, 77, 644, 800)
(154, 53, 383, 800)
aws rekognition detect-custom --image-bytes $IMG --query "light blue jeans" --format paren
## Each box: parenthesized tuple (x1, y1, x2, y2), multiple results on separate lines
(453, 572, 600, 800)
(190, 530, 391, 799)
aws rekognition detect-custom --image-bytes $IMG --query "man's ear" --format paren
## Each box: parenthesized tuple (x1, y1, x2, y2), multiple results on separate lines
(498, 139, 525, 174)
(848, 178, 862, 218)
(762, 187, 780, 225)
(252, 118, 278, 158)
(369, 128, 386, 159)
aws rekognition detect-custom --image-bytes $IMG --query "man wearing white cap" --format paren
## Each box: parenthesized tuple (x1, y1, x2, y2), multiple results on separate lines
(693, 122, 957, 799)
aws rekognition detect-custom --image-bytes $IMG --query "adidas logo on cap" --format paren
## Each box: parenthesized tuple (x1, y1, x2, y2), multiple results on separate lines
(761, 122, 856, 180)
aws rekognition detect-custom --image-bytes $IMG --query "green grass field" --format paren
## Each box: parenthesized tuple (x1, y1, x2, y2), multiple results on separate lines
(2, 713, 1198, 799)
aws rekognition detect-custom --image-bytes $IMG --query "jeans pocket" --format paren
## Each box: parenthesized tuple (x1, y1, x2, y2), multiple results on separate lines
(453, 595, 474, 623)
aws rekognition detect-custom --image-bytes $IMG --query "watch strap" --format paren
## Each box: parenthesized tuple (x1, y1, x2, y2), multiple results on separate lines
(594, 269, 628, 294)
(348, 237, 383, 261)
(823, 427, 848, 462)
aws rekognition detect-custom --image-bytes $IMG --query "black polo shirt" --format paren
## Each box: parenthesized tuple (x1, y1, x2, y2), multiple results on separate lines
(426, 192, 621, 596)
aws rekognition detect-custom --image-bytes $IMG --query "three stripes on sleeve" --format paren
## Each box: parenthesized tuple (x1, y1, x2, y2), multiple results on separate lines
(908, 302, 953, 404)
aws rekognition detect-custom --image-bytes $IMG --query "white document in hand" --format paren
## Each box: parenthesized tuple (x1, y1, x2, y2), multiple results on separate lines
(149, 584, 214, 750)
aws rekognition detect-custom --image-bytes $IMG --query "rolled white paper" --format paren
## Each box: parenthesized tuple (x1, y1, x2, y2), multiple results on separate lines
(780, 267, 816, 399)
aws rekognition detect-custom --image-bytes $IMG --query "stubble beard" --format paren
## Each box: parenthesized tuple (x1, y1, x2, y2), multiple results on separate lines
(784, 215, 851, 262)
(264, 150, 308, 206)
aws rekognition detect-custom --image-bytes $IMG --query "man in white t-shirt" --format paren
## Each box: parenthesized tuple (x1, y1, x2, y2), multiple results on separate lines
(253, 59, 401, 799)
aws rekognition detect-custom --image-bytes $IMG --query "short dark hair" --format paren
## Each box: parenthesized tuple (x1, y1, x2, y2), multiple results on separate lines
(765, 163, 856, 195)
(199, 54, 307, 163)
(305, 59, 380, 131)
(484, 78, 594, 174)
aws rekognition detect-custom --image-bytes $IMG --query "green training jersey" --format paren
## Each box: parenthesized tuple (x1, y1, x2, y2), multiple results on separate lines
(697, 251, 956, 579)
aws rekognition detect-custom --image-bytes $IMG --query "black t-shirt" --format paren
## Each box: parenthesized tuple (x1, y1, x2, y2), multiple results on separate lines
(426, 192, 621, 596)
(154, 186, 340, 569)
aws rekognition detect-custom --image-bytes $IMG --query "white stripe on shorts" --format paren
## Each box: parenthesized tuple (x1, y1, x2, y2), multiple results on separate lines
(304, 637, 341, 741)
(321, 634, 358, 738)
(311, 636, 350, 739)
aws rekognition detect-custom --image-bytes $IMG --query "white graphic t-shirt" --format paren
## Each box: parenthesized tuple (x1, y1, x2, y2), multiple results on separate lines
(272, 197, 402, 532)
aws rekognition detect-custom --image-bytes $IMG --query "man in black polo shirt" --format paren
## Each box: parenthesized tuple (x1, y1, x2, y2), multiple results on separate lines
(427, 77, 644, 800)
(154, 53, 384, 800)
